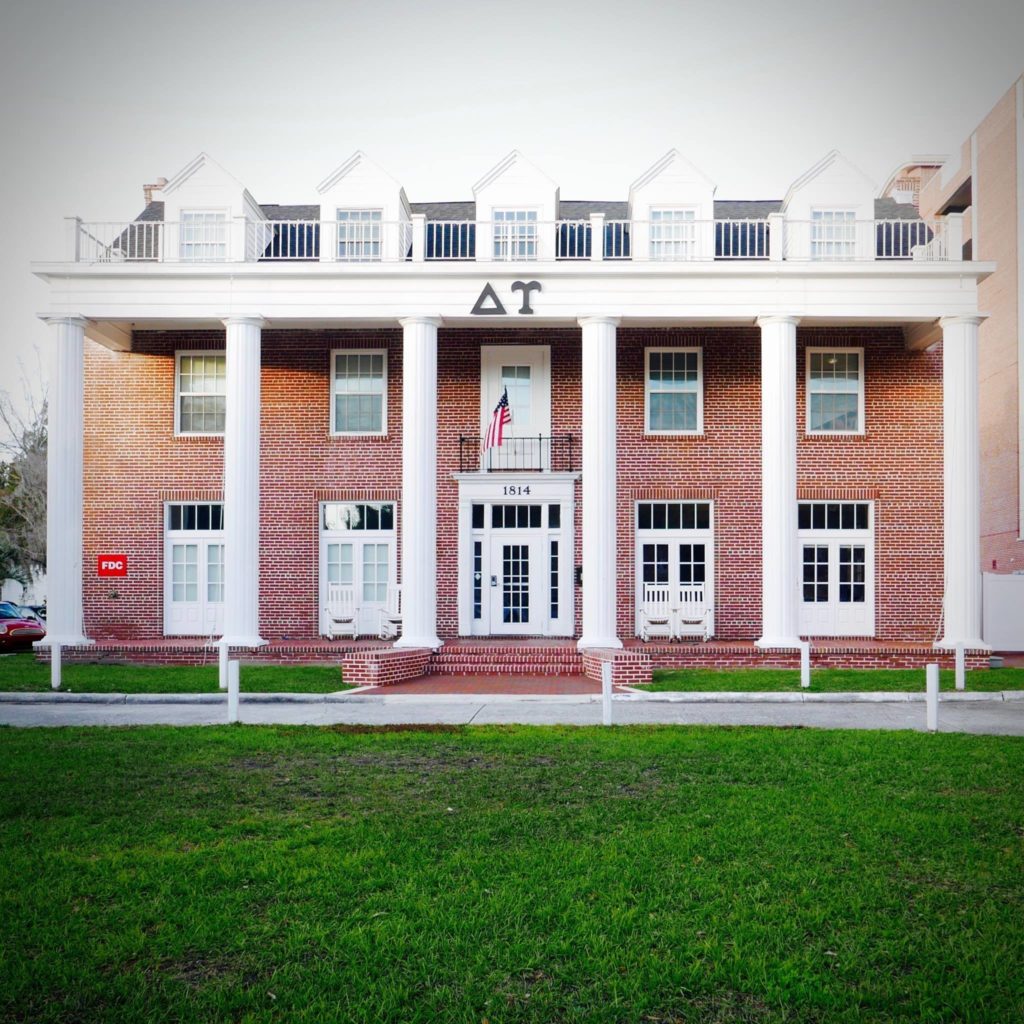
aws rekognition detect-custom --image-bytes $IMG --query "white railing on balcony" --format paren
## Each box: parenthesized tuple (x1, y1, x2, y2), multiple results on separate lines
(68, 216, 961, 265)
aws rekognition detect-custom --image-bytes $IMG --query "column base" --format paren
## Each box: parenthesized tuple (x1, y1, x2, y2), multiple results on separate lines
(755, 635, 804, 650)
(217, 635, 268, 649)
(577, 635, 623, 651)
(934, 637, 990, 651)
(34, 636, 93, 648)
(394, 635, 443, 651)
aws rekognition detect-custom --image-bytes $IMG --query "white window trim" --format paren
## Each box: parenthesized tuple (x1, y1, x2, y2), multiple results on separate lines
(644, 347, 704, 436)
(330, 348, 388, 437)
(335, 208, 384, 262)
(178, 208, 229, 261)
(491, 207, 540, 260)
(809, 207, 857, 261)
(174, 350, 226, 437)
(805, 346, 865, 436)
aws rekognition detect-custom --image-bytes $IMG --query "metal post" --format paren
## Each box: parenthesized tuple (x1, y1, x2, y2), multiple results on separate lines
(51, 642, 62, 691)
(926, 663, 939, 733)
(601, 662, 613, 726)
(800, 640, 810, 689)
(228, 660, 240, 723)
(955, 643, 966, 691)
(219, 642, 229, 691)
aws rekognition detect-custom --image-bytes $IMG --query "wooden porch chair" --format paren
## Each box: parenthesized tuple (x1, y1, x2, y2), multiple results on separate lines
(639, 584, 674, 642)
(378, 585, 403, 641)
(675, 585, 711, 641)
(323, 584, 357, 640)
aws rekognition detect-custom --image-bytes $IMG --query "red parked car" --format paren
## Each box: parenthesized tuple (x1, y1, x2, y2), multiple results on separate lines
(0, 602, 46, 651)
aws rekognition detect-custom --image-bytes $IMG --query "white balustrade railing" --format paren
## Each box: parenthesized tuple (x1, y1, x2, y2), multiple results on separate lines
(68, 216, 960, 264)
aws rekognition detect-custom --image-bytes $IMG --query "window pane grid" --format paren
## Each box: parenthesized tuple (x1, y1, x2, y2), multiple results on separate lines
(637, 502, 711, 531)
(337, 210, 382, 261)
(322, 503, 395, 532)
(808, 350, 861, 432)
(802, 545, 829, 602)
(650, 209, 696, 260)
(333, 351, 385, 433)
(811, 210, 856, 260)
(180, 212, 227, 261)
(493, 210, 538, 260)
(178, 355, 226, 433)
(647, 350, 700, 432)
(798, 502, 869, 531)
(167, 503, 224, 532)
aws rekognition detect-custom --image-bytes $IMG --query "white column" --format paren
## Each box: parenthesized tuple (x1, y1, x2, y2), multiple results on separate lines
(937, 316, 986, 649)
(395, 316, 442, 649)
(578, 316, 621, 650)
(220, 316, 266, 647)
(756, 315, 801, 648)
(40, 316, 90, 646)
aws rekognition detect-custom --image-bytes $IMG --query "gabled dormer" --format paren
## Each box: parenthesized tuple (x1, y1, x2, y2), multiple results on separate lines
(157, 153, 265, 262)
(472, 151, 559, 262)
(782, 151, 877, 260)
(627, 150, 717, 261)
(315, 151, 411, 263)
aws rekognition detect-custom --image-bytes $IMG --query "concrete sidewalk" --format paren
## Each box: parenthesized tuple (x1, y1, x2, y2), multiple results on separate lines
(1, 692, 1023, 734)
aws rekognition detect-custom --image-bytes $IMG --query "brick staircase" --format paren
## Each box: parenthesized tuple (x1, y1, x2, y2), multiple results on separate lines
(428, 641, 585, 677)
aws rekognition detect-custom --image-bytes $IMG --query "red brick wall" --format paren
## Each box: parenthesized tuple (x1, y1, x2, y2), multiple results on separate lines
(81, 325, 941, 644)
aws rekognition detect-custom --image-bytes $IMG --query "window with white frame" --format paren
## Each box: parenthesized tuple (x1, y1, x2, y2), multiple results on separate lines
(337, 209, 382, 261)
(645, 348, 703, 433)
(493, 209, 537, 260)
(810, 210, 856, 260)
(649, 208, 697, 259)
(176, 352, 226, 434)
(332, 350, 387, 435)
(180, 211, 227, 261)
(806, 348, 864, 433)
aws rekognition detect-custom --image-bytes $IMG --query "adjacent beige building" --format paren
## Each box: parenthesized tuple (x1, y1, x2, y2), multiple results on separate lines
(917, 74, 1024, 576)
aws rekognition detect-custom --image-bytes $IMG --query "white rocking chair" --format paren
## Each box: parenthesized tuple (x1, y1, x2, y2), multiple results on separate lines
(675, 585, 711, 641)
(378, 585, 403, 640)
(639, 584, 674, 642)
(323, 584, 358, 640)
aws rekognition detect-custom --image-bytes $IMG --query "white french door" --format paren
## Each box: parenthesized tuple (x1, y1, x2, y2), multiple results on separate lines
(487, 535, 547, 636)
(163, 502, 224, 636)
(798, 502, 874, 637)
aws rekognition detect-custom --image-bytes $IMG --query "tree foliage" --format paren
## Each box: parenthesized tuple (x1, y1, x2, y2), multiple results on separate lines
(0, 390, 47, 585)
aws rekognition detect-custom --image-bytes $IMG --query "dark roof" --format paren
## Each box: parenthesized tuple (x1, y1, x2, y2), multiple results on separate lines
(874, 197, 924, 219)
(410, 201, 475, 219)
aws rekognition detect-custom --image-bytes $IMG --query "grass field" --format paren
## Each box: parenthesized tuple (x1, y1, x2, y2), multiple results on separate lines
(1, 725, 1022, 1022)
(0, 653, 348, 693)
(642, 667, 1024, 693)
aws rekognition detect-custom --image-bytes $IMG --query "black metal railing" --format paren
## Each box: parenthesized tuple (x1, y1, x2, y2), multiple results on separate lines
(459, 433, 576, 473)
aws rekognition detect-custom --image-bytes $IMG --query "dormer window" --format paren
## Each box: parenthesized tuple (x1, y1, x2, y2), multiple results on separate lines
(493, 209, 537, 260)
(180, 211, 227, 261)
(649, 209, 697, 260)
(810, 210, 856, 260)
(337, 209, 382, 261)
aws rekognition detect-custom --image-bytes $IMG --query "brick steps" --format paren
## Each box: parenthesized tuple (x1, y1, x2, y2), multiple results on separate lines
(429, 646, 584, 676)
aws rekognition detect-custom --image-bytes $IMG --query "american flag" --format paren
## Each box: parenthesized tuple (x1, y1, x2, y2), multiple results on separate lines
(484, 387, 512, 449)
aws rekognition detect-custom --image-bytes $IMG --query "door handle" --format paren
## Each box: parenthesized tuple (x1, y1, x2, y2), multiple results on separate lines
(490, 575, 497, 587)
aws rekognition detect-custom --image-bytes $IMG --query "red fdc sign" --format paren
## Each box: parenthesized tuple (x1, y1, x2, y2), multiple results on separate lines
(97, 554, 128, 577)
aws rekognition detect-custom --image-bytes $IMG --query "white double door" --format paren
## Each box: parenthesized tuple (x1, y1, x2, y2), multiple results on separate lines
(798, 537, 874, 636)
(164, 537, 224, 636)
(319, 536, 396, 637)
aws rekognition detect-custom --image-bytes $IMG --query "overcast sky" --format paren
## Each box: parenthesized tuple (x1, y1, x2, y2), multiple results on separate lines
(1, 0, 1022, 434)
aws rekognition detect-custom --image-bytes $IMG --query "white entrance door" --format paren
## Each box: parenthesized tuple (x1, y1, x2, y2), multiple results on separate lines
(319, 502, 397, 637)
(163, 502, 225, 637)
(798, 502, 875, 637)
(488, 534, 546, 636)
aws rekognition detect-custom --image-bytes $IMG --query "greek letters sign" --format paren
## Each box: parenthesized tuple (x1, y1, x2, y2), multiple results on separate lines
(97, 555, 128, 577)
(471, 280, 542, 316)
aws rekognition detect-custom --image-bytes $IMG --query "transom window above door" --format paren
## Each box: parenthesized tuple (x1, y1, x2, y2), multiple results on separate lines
(322, 502, 395, 531)
(645, 349, 703, 434)
(637, 501, 711, 531)
(332, 350, 387, 435)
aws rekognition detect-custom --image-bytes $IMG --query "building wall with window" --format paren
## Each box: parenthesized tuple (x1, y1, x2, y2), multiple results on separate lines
(79, 325, 942, 643)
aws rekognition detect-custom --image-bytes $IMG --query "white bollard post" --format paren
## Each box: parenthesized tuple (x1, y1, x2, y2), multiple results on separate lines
(926, 663, 939, 733)
(51, 642, 62, 691)
(219, 642, 229, 691)
(227, 660, 240, 724)
(955, 643, 965, 692)
(601, 662, 613, 726)
(800, 641, 811, 689)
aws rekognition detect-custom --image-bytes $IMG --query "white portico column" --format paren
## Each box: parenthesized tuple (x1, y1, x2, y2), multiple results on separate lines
(395, 316, 443, 649)
(41, 316, 90, 647)
(578, 316, 622, 650)
(220, 316, 266, 647)
(937, 316, 986, 649)
(756, 315, 802, 648)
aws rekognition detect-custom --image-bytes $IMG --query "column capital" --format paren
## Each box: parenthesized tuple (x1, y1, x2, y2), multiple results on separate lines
(40, 315, 89, 329)
(222, 315, 267, 330)
(399, 315, 443, 329)
(938, 314, 986, 330)
(755, 314, 801, 328)
(578, 315, 621, 328)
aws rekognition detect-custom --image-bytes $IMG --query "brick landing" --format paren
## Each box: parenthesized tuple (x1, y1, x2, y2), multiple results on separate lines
(371, 674, 608, 695)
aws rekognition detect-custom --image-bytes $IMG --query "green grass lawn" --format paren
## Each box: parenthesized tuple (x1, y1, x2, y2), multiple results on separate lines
(642, 667, 1024, 693)
(0, 652, 349, 693)
(1, 725, 1022, 1023)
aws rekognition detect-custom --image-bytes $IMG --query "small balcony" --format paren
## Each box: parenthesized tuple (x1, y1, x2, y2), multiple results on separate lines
(65, 215, 958, 265)
(458, 434, 577, 473)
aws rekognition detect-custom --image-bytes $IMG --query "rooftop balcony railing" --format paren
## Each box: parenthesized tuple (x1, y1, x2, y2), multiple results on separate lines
(66, 215, 959, 265)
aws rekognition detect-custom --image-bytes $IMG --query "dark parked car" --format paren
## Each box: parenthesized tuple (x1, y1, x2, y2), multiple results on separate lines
(0, 602, 46, 651)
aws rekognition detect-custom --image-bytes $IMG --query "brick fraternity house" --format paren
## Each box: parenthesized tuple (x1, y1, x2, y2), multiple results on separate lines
(32, 148, 994, 682)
